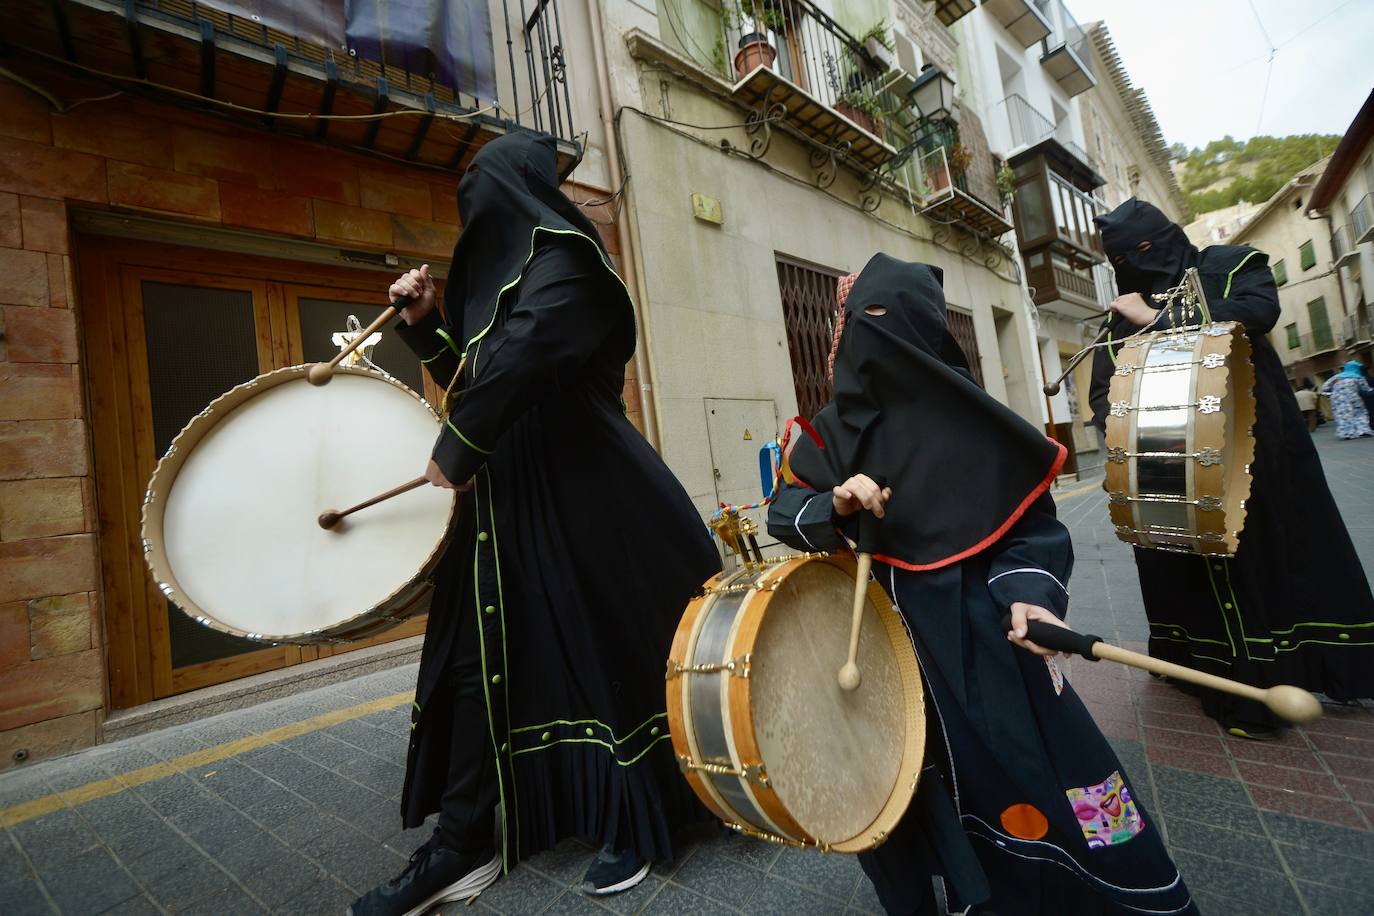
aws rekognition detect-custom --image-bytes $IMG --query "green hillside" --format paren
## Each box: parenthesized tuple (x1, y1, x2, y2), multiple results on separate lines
(1171, 134, 1341, 219)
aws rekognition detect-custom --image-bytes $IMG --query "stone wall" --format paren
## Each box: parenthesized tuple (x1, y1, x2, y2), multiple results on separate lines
(0, 72, 628, 768)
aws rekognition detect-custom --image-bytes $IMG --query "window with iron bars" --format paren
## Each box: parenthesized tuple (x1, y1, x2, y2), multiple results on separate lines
(776, 256, 986, 422)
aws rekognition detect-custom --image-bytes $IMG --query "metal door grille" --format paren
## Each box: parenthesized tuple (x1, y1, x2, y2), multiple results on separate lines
(946, 307, 985, 388)
(776, 256, 843, 419)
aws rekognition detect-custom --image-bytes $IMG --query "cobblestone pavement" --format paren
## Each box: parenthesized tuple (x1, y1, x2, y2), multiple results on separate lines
(2, 426, 1371, 915)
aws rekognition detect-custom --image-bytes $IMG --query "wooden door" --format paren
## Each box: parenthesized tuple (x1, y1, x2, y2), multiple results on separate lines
(78, 236, 437, 708)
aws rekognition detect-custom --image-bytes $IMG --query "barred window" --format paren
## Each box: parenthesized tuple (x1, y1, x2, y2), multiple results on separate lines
(776, 255, 843, 420)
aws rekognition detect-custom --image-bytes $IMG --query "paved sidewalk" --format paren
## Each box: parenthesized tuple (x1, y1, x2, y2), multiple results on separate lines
(1, 426, 1371, 915)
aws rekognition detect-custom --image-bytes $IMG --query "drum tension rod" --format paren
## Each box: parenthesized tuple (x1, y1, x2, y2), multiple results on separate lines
(665, 654, 752, 680)
(677, 754, 769, 786)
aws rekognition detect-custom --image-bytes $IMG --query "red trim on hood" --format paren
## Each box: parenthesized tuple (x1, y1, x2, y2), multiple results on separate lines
(873, 439, 1068, 572)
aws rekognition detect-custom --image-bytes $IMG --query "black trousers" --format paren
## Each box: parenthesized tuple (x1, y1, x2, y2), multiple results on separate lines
(436, 601, 500, 853)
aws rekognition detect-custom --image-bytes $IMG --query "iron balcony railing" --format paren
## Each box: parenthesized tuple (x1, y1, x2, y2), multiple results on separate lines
(1332, 224, 1359, 267)
(719, 0, 897, 124)
(1354, 193, 1374, 245)
(1034, 0, 1094, 77)
(1000, 94, 1090, 164)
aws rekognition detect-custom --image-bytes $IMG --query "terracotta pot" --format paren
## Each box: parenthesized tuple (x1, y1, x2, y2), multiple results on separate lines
(835, 100, 882, 138)
(734, 35, 777, 79)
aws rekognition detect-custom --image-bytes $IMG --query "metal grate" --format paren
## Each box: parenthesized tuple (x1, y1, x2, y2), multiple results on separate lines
(776, 255, 843, 420)
(946, 307, 985, 388)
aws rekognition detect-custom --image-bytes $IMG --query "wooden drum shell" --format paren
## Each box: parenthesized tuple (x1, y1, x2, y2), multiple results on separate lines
(667, 555, 925, 852)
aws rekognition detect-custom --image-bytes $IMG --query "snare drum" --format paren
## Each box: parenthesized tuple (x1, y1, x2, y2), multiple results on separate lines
(667, 554, 924, 852)
(1105, 321, 1257, 556)
(142, 365, 454, 644)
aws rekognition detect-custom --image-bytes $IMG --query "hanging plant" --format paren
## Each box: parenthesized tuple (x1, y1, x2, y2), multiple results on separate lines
(997, 164, 1016, 203)
(948, 144, 973, 175)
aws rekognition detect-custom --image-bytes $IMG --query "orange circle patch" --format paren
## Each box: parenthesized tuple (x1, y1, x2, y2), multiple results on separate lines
(1000, 803, 1049, 840)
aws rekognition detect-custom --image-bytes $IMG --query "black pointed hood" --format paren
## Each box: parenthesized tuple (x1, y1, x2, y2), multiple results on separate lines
(788, 254, 1065, 570)
(1094, 197, 1197, 297)
(446, 130, 610, 346)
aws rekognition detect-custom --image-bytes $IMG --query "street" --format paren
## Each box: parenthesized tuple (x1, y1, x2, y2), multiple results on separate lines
(1, 426, 1371, 916)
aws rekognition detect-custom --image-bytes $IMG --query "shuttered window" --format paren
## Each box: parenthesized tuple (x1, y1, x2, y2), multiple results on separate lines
(776, 255, 843, 420)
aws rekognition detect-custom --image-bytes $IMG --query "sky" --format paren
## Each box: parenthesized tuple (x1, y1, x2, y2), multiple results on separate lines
(1066, 0, 1374, 151)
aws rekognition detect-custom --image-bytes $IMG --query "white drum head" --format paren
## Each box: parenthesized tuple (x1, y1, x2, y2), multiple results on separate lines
(151, 368, 452, 640)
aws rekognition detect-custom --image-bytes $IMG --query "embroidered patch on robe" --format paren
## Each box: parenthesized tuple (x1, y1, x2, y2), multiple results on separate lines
(1045, 656, 1064, 695)
(1066, 770, 1144, 849)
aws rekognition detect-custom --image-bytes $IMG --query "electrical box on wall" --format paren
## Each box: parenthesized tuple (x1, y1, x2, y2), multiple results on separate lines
(691, 192, 723, 225)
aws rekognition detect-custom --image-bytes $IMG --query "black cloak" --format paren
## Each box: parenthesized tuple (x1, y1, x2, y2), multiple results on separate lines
(788, 253, 1066, 570)
(769, 253, 1194, 915)
(1089, 198, 1374, 728)
(394, 131, 719, 866)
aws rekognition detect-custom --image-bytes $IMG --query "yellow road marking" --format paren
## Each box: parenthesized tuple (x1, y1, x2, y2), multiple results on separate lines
(0, 690, 413, 829)
(1054, 479, 1104, 503)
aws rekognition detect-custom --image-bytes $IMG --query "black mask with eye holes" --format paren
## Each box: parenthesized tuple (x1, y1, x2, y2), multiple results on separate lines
(787, 253, 1066, 570)
(1093, 197, 1197, 299)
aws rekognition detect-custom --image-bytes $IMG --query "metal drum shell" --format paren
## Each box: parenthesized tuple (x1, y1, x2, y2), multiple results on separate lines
(140, 364, 455, 646)
(1105, 322, 1257, 556)
(667, 554, 925, 853)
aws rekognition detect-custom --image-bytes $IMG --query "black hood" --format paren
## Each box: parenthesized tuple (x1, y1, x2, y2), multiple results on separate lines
(446, 130, 608, 346)
(1094, 197, 1196, 298)
(788, 254, 1065, 570)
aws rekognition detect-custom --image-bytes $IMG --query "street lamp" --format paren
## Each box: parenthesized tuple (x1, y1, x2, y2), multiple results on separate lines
(910, 64, 958, 125)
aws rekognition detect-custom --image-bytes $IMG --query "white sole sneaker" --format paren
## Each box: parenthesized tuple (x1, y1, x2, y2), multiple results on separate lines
(400, 851, 502, 916)
(580, 861, 651, 897)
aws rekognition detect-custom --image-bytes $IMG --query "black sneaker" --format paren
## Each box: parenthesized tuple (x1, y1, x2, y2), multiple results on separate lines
(347, 831, 500, 916)
(579, 845, 650, 896)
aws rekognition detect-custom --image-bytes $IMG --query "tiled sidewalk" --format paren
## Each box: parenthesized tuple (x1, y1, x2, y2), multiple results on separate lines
(0, 425, 1370, 915)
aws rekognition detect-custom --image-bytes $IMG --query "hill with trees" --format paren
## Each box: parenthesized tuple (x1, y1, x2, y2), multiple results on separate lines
(1170, 134, 1341, 218)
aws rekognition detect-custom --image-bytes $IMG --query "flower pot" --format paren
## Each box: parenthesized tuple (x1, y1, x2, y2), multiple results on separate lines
(734, 34, 777, 79)
(835, 100, 883, 138)
(864, 37, 893, 71)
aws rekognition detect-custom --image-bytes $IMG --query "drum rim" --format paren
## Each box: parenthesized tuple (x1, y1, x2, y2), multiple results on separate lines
(668, 554, 926, 852)
(140, 364, 456, 646)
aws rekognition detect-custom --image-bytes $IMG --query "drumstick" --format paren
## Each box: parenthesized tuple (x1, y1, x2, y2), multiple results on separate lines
(839, 479, 886, 692)
(1043, 321, 1110, 396)
(318, 475, 427, 530)
(306, 294, 412, 386)
(1000, 614, 1323, 723)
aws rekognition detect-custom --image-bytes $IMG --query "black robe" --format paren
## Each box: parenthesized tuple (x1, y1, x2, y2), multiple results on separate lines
(1089, 244, 1374, 725)
(395, 133, 719, 868)
(768, 489, 1195, 915)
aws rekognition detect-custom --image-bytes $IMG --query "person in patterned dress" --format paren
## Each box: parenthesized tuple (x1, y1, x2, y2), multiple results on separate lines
(1320, 361, 1374, 439)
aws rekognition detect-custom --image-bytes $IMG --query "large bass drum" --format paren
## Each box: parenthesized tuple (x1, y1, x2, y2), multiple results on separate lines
(1105, 321, 1257, 556)
(667, 555, 924, 852)
(142, 365, 454, 644)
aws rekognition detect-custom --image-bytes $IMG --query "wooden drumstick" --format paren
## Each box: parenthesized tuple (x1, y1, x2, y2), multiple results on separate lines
(306, 295, 411, 386)
(1044, 321, 1110, 396)
(1002, 615, 1323, 723)
(319, 475, 427, 530)
(839, 480, 886, 692)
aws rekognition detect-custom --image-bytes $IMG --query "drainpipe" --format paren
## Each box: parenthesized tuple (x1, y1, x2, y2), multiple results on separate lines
(586, 0, 662, 451)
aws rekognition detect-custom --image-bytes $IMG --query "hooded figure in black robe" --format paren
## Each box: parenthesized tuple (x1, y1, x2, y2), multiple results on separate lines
(1088, 198, 1374, 736)
(364, 132, 718, 904)
(769, 254, 1196, 916)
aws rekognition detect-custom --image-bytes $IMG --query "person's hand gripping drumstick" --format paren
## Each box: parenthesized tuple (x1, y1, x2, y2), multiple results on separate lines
(833, 474, 890, 691)
(305, 265, 434, 386)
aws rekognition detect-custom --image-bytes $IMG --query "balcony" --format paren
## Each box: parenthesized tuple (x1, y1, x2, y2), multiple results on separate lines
(926, 0, 978, 27)
(913, 146, 1015, 237)
(1290, 330, 1341, 358)
(982, 0, 1052, 48)
(722, 1, 900, 174)
(5, 0, 581, 173)
(1008, 141, 1106, 317)
(1034, 0, 1096, 97)
(1001, 94, 1093, 168)
(1332, 225, 1360, 268)
(1355, 194, 1374, 245)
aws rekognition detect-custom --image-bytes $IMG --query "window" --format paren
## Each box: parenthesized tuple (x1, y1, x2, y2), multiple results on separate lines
(1309, 297, 1334, 351)
(1285, 323, 1299, 350)
(1273, 259, 1288, 285)
(945, 308, 985, 388)
(1300, 240, 1316, 271)
(776, 255, 843, 420)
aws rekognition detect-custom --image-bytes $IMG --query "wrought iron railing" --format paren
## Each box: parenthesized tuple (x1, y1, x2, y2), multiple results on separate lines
(142, 0, 577, 143)
(1353, 194, 1374, 244)
(1003, 93, 1055, 148)
(1332, 224, 1358, 266)
(718, 1, 897, 131)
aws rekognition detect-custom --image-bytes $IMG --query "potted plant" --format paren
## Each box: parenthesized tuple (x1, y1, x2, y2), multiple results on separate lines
(734, 30, 777, 78)
(860, 21, 894, 71)
(729, 2, 788, 79)
(997, 163, 1016, 205)
(836, 89, 884, 137)
(948, 143, 973, 179)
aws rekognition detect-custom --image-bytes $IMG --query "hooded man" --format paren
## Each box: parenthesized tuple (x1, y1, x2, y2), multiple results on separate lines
(1089, 198, 1374, 739)
(348, 131, 719, 916)
(769, 254, 1196, 916)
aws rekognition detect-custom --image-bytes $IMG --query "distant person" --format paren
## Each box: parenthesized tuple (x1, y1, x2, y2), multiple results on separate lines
(1088, 198, 1374, 740)
(1294, 379, 1320, 432)
(1321, 361, 1374, 439)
